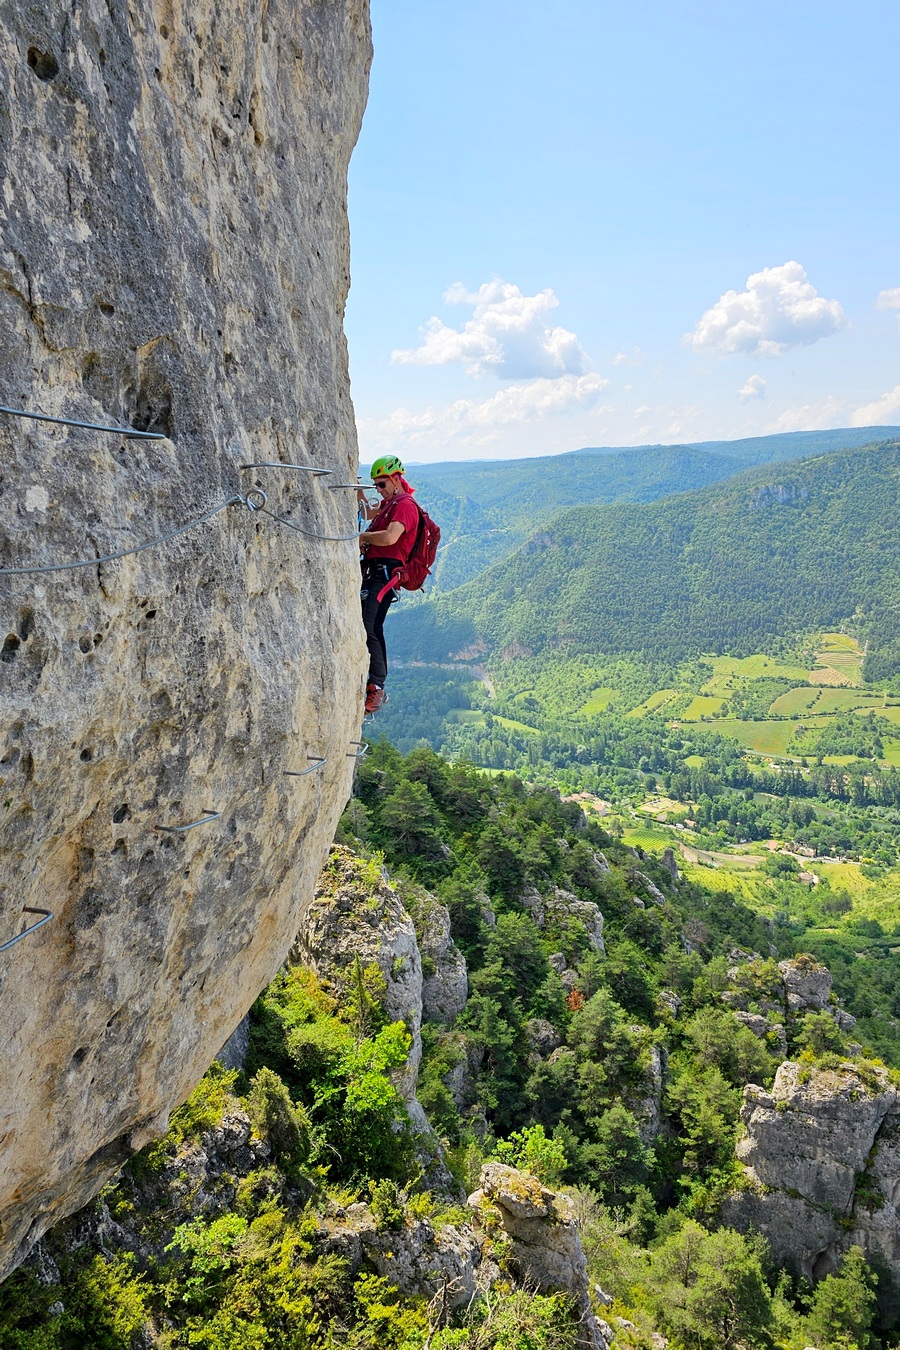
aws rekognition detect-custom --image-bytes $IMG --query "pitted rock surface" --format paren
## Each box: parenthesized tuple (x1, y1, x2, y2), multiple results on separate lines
(0, 0, 371, 1279)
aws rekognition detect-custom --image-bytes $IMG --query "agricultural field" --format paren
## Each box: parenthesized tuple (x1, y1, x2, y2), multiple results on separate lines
(680, 695, 726, 721)
(579, 686, 620, 714)
(701, 653, 811, 688)
(493, 714, 540, 735)
(713, 718, 804, 756)
(626, 689, 679, 718)
(769, 687, 821, 716)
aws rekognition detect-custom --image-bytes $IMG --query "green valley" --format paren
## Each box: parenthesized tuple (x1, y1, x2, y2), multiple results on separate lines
(395, 438, 900, 678)
(407, 427, 900, 591)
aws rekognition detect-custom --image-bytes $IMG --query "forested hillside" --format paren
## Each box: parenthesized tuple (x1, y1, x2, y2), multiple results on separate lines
(410, 427, 900, 591)
(4, 747, 898, 1348)
(395, 439, 900, 677)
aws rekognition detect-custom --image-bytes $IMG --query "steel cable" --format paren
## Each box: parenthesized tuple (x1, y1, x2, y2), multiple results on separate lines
(0, 495, 247, 576)
(258, 504, 361, 544)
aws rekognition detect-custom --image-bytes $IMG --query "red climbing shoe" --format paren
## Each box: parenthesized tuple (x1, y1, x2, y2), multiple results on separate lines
(365, 683, 385, 714)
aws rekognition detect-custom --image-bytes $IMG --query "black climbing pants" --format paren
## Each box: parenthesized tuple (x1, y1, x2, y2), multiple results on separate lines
(361, 559, 400, 686)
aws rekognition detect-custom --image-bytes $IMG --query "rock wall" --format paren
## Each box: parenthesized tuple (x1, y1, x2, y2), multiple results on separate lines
(0, 0, 371, 1278)
(723, 1060, 900, 1281)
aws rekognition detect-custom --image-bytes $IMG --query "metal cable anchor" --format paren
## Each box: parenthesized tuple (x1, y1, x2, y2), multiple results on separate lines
(0, 404, 165, 440)
(0, 906, 53, 954)
(284, 756, 327, 777)
(155, 809, 221, 834)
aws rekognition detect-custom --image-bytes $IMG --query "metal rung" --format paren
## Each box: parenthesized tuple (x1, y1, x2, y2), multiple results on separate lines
(328, 482, 369, 490)
(347, 741, 369, 759)
(239, 462, 331, 478)
(284, 756, 327, 777)
(0, 404, 165, 440)
(0, 906, 53, 954)
(155, 809, 220, 834)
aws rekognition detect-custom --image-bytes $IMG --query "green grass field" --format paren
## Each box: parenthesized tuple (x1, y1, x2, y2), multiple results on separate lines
(769, 687, 821, 716)
(453, 708, 485, 725)
(681, 696, 727, 721)
(627, 689, 679, 718)
(580, 687, 620, 715)
(493, 714, 540, 735)
(815, 688, 883, 713)
(705, 653, 811, 682)
(713, 718, 803, 756)
(621, 821, 674, 851)
(818, 632, 859, 652)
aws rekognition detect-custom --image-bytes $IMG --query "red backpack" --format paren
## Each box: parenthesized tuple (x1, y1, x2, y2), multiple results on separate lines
(376, 498, 441, 600)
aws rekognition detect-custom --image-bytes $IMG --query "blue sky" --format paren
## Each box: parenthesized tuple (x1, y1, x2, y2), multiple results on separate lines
(345, 0, 900, 462)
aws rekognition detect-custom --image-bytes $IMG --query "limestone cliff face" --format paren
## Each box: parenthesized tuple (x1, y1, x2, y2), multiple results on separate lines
(722, 1060, 900, 1281)
(0, 0, 370, 1278)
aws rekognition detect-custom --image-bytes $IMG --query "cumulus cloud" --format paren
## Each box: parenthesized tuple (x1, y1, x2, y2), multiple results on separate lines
(738, 375, 767, 401)
(360, 372, 612, 454)
(391, 279, 589, 379)
(687, 261, 846, 356)
(876, 288, 900, 328)
(851, 385, 900, 426)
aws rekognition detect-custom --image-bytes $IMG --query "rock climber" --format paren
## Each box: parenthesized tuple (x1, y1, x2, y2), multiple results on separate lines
(357, 456, 417, 714)
(358, 455, 419, 714)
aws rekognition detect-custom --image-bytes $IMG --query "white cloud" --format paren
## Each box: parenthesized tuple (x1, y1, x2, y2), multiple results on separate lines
(391, 279, 589, 379)
(876, 288, 900, 328)
(687, 261, 846, 356)
(851, 385, 900, 426)
(612, 346, 644, 366)
(738, 375, 767, 401)
(360, 372, 612, 454)
(764, 396, 847, 433)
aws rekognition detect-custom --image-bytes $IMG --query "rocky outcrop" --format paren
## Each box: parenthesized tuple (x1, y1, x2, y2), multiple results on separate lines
(0, 0, 371, 1278)
(412, 891, 468, 1025)
(627, 1043, 667, 1146)
(723, 1060, 900, 1281)
(469, 1163, 609, 1349)
(295, 847, 423, 1107)
(316, 1205, 494, 1311)
(521, 884, 605, 954)
(720, 953, 855, 1051)
(630, 870, 668, 907)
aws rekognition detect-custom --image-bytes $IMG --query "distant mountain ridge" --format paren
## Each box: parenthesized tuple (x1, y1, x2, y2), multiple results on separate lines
(565, 426, 900, 463)
(392, 438, 900, 678)
(405, 426, 900, 591)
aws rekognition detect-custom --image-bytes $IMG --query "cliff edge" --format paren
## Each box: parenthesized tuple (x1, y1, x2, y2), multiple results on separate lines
(0, 0, 371, 1278)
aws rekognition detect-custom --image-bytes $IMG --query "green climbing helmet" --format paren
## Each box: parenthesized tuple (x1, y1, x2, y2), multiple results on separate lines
(370, 454, 405, 481)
